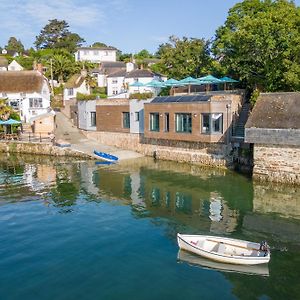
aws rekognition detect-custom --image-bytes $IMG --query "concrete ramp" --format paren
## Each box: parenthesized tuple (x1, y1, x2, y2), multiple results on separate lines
(55, 112, 143, 161)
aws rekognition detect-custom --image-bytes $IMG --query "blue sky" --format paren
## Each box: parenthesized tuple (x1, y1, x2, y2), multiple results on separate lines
(1, 0, 300, 54)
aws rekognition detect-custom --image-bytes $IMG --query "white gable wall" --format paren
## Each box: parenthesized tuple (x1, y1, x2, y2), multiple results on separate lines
(75, 49, 117, 63)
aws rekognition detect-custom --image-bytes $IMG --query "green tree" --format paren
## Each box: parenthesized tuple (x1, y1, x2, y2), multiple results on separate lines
(91, 42, 107, 48)
(6, 37, 24, 54)
(153, 35, 212, 79)
(212, 0, 300, 92)
(35, 19, 85, 52)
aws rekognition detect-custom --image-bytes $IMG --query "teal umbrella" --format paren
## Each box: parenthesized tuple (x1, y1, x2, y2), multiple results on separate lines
(0, 120, 4, 125)
(164, 78, 184, 86)
(219, 76, 239, 90)
(219, 76, 239, 83)
(179, 76, 202, 94)
(130, 81, 144, 87)
(198, 75, 222, 83)
(2, 118, 21, 125)
(145, 80, 165, 88)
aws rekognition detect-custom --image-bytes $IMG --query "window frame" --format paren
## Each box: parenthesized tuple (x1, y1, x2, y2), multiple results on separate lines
(149, 112, 160, 132)
(122, 112, 130, 129)
(201, 113, 223, 134)
(175, 113, 192, 133)
(90, 111, 96, 127)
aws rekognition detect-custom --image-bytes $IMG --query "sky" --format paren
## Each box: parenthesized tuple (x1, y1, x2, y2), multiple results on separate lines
(1, 0, 300, 54)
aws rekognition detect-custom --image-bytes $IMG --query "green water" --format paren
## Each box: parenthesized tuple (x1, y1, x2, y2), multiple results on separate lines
(0, 154, 300, 300)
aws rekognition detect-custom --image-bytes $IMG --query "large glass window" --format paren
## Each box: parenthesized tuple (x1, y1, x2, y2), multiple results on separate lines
(175, 113, 192, 133)
(149, 113, 159, 131)
(202, 113, 223, 134)
(123, 112, 130, 128)
(164, 113, 169, 132)
(90, 112, 96, 127)
(68, 88, 74, 96)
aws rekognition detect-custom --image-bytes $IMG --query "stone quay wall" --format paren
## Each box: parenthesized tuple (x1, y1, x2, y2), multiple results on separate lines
(253, 144, 300, 185)
(84, 131, 230, 168)
(0, 141, 92, 159)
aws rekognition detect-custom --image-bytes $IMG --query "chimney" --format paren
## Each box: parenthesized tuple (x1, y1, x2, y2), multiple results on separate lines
(37, 63, 43, 74)
(80, 69, 88, 77)
(126, 62, 134, 73)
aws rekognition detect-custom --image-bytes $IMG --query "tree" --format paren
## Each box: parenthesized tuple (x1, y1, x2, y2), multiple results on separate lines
(35, 19, 85, 52)
(212, 0, 300, 92)
(91, 42, 107, 48)
(153, 35, 212, 79)
(6, 37, 24, 54)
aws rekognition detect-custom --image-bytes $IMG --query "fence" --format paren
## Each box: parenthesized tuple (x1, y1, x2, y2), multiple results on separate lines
(0, 132, 52, 143)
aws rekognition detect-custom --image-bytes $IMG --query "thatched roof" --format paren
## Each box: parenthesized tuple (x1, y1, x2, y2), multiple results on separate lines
(0, 71, 44, 93)
(0, 56, 8, 67)
(64, 74, 85, 89)
(246, 92, 300, 129)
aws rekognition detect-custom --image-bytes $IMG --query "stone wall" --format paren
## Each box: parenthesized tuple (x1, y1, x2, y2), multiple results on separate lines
(84, 131, 230, 168)
(0, 141, 92, 159)
(253, 144, 300, 185)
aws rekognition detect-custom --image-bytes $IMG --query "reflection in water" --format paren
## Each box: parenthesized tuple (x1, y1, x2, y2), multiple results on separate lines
(177, 250, 269, 277)
(0, 154, 300, 300)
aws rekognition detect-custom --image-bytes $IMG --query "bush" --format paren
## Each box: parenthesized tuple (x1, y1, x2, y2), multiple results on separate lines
(92, 86, 107, 94)
(129, 92, 153, 100)
(77, 93, 107, 101)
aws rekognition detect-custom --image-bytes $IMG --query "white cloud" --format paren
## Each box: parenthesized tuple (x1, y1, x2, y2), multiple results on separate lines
(0, 0, 129, 47)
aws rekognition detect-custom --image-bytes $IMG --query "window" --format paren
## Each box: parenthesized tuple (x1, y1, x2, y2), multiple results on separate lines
(93, 50, 99, 55)
(29, 98, 43, 108)
(164, 113, 169, 132)
(123, 112, 130, 128)
(20, 92, 26, 97)
(175, 113, 192, 133)
(201, 113, 223, 134)
(91, 112, 96, 127)
(68, 88, 74, 96)
(2, 92, 7, 98)
(135, 112, 139, 121)
(83, 50, 88, 55)
(105, 51, 108, 56)
(112, 79, 118, 84)
(149, 113, 159, 132)
(112, 88, 118, 95)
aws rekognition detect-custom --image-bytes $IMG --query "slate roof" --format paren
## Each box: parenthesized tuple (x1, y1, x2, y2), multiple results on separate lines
(76, 46, 117, 51)
(0, 71, 44, 93)
(125, 69, 155, 78)
(107, 69, 127, 78)
(246, 92, 300, 129)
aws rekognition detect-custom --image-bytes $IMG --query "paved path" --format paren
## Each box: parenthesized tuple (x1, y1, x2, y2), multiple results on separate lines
(54, 112, 143, 161)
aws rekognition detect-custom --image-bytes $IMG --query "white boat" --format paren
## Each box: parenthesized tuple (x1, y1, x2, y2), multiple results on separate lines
(177, 234, 270, 265)
(177, 250, 269, 276)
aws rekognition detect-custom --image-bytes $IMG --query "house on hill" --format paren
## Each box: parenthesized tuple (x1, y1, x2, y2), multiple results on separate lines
(0, 71, 51, 123)
(74, 46, 117, 63)
(245, 92, 300, 184)
(63, 72, 90, 102)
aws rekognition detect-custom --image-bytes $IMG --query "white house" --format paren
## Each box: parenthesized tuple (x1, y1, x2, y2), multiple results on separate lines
(91, 61, 126, 88)
(8, 60, 24, 71)
(107, 65, 166, 98)
(0, 71, 51, 123)
(74, 47, 117, 63)
(77, 99, 101, 131)
(63, 72, 90, 101)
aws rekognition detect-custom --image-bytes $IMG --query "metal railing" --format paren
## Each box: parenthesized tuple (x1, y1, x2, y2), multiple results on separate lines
(0, 132, 52, 143)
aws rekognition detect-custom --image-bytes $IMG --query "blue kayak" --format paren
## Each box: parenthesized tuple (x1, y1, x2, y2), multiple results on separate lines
(93, 150, 119, 162)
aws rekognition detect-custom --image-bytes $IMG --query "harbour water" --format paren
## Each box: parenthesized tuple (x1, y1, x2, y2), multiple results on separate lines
(0, 154, 299, 300)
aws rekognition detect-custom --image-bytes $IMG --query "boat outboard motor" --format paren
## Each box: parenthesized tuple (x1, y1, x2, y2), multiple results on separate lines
(259, 241, 270, 256)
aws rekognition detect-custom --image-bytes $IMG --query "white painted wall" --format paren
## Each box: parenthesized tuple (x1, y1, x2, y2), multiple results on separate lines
(129, 98, 153, 134)
(107, 76, 126, 97)
(8, 60, 23, 71)
(63, 81, 90, 101)
(77, 100, 97, 131)
(4, 81, 51, 123)
(75, 49, 117, 63)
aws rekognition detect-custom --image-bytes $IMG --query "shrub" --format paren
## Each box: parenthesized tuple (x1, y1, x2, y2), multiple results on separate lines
(129, 92, 153, 100)
(77, 93, 107, 101)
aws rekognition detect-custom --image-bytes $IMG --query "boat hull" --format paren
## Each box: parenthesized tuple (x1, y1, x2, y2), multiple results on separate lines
(177, 234, 270, 265)
(93, 150, 118, 162)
